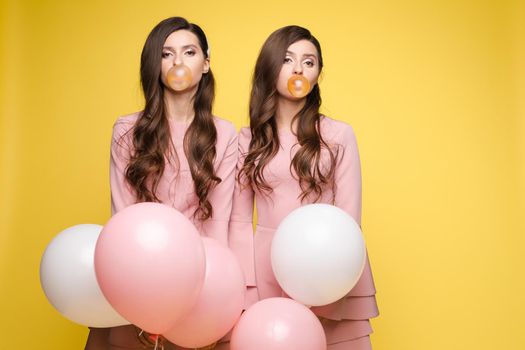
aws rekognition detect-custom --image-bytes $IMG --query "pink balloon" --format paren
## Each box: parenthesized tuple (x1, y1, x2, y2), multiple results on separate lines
(94, 202, 205, 334)
(231, 298, 326, 350)
(163, 238, 245, 348)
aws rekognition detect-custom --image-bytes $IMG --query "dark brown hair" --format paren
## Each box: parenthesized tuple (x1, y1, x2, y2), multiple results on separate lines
(241, 25, 336, 202)
(125, 17, 219, 220)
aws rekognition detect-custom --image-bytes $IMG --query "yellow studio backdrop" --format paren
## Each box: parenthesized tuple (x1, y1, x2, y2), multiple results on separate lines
(1, 0, 524, 349)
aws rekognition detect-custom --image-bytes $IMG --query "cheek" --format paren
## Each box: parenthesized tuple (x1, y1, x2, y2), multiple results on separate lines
(190, 66, 204, 84)
(160, 60, 171, 77)
(277, 68, 290, 88)
(276, 75, 289, 95)
(188, 60, 206, 78)
(307, 69, 320, 85)
(159, 66, 168, 86)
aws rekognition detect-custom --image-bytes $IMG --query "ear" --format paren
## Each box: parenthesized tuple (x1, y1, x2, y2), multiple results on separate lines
(203, 58, 210, 74)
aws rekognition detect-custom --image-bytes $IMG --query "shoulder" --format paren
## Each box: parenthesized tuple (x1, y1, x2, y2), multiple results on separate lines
(238, 127, 251, 141)
(213, 116, 237, 139)
(213, 116, 238, 152)
(111, 112, 141, 153)
(238, 127, 251, 149)
(319, 115, 357, 144)
(112, 111, 140, 138)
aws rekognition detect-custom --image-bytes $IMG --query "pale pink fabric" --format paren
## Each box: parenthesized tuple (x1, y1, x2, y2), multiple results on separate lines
(110, 112, 238, 245)
(102, 112, 237, 350)
(228, 116, 379, 345)
(327, 335, 372, 350)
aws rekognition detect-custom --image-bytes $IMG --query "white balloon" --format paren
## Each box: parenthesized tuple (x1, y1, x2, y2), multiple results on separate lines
(40, 224, 129, 327)
(271, 204, 366, 307)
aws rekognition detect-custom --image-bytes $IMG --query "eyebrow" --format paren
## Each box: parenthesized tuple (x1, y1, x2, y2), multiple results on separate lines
(162, 44, 198, 51)
(286, 51, 318, 60)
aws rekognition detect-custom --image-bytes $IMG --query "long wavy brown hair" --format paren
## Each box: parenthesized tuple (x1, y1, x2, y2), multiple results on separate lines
(240, 25, 336, 202)
(125, 17, 219, 220)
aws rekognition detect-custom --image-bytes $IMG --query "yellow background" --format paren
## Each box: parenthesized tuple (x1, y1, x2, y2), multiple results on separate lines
(1, 0, 524, 349)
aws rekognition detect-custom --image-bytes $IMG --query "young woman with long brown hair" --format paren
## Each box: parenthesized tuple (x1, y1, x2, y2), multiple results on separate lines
(229, 25, 379, 349)
(86, 16, 237, 350)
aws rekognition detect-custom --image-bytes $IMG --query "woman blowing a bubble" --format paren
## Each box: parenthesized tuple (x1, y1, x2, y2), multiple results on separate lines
(229, 25, 379, 349)
(85, 16, 237, 350)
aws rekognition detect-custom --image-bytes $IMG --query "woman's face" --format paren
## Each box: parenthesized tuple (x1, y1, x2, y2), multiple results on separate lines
(160, 29, 209, 92)
(276, 39, 320, 100)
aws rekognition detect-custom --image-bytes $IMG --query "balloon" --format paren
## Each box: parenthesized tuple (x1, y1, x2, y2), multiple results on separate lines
(271, 204, 366, 306)
(39, 224, 129, 327)
(287, 74, 310, 98)
(163, 238, 245, 348)
(94, 203, 206, 334)
(167, 65, 192, 91)
(230, 297, 326, 350)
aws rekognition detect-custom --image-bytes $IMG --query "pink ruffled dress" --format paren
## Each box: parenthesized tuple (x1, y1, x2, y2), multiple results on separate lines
(229, 116, 379, 349)
(105, 112, 237, 350)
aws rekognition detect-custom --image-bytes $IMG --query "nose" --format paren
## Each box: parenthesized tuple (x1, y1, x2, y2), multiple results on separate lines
(293, 62, 303, 75)
(173, 53, 182, 66)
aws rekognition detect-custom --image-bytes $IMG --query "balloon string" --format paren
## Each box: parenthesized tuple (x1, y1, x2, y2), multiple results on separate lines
(157, 335, 165, 350)
(137, 328, 163, 350)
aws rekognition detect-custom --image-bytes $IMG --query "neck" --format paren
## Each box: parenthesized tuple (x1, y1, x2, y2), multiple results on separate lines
(164, 86, 198, 123)
(275, 97, 305, 133)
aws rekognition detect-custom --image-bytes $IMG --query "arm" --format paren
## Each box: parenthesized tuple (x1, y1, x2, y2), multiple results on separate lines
(109, 119, 136, 215)
(228, 128, 256, 287)
(200, 124, 238, 246)
(333, 124, 377, 297)
(85, 119, 135, 349)
(333, 125, 362, 226)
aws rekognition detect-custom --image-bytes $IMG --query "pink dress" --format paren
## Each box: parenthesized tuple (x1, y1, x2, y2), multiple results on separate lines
(229, 116, 379, 349)
(107, 111, 238, 350)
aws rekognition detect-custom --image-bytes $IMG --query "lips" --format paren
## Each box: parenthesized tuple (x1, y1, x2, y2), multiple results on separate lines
(287, 75, 310, 98)
(166, 65, 192, 91)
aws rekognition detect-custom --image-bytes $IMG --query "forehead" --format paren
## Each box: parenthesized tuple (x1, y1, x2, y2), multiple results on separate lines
(286, 39, 318, 57)
(163, 29, 201, 48)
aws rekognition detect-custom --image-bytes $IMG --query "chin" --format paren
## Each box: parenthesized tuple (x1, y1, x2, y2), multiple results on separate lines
(286, 94, 307, 102)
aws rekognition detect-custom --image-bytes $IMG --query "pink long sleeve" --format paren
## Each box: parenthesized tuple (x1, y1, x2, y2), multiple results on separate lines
(327, 122, 377, 299)
(199, 124, 238, 246)
(109, 117, 136, 215)
(333, 125, 362, 226)
(228, 128, 256, 287)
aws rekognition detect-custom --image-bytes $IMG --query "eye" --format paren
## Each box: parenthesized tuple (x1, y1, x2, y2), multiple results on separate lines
(162, 51, 173, 58)
(304, 60, 315, 67)
(284, 57, 293, 64)
(184, 49, 196, 56)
